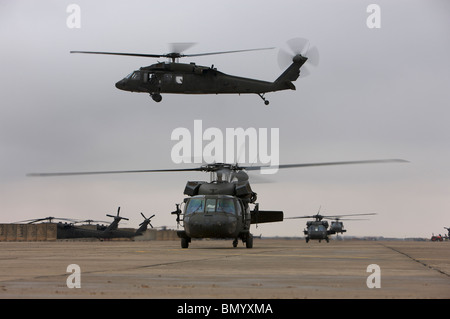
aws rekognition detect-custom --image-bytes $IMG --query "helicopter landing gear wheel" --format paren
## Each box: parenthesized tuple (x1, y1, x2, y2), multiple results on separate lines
(257, 93, 269, 105)
(245, 234, 253, 248)
(181, 237, 190, 249)
(232, 239, 238, 248)
(150, 93, 162, 102)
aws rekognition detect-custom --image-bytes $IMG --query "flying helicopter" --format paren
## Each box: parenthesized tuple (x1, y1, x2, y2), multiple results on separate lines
(28, 158, 406, 248)
(70, 38, 319, 105)
(286, 210, 377, 243)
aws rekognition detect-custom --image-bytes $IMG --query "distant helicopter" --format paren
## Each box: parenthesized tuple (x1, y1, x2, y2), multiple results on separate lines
(70, 38, 319, 105)
(15, 207, 154, 240)
(286, 210, 377, 243)
(28, 159, 405, 248)
(94, 208, 155, 240)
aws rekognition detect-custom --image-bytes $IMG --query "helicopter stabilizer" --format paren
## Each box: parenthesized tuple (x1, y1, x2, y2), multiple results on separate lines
(250, 210, 283, 224)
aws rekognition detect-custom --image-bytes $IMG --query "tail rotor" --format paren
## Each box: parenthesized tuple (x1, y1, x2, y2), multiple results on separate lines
(139, 212, 155, 229)
(278, 37, 320, 77)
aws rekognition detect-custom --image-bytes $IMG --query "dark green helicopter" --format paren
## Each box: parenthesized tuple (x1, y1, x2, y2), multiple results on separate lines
(70, 38, 319, 105)
(15, 207, 154, 240)
(286, 210, 377, 243)
(28, 159, 405, 248)
(85, 206, 155, 240)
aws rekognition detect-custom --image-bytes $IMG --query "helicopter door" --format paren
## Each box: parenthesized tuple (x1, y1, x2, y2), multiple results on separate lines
(161, 74, 183, 85)
(162, 74, 172, 84)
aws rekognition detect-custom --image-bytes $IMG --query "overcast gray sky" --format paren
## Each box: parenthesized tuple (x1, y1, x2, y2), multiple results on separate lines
(1, 0, 449, 238)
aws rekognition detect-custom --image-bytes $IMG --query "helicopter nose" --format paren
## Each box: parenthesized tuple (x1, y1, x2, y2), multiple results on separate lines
(115, 79, 126, 90)
(186, 214, 237, 238)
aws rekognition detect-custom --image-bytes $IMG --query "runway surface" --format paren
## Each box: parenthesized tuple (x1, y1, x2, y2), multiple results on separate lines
(0, 239, 449, 299)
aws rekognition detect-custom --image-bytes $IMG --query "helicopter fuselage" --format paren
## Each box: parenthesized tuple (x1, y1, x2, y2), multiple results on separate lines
(182, 195, 250, 239)
(329, 221, 346, 234)
(172, 171, 283, 248)
(304, 220, 329, 242)
(116, 62, 293, 94)
(115, 58, 305, 104)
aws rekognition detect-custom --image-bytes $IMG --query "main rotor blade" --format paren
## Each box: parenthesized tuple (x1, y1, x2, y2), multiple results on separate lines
(323, 213, 378, 218)
(169, 42, 197, 53)
(27, 167, 203, 177)
(70, 51, 164, 58)
(184, 47, 275, 57)
(70, 47, 274, 59)
(242, 159, 408, 171)
(334, 218, 370, 221)
(28, 159, 407, 177)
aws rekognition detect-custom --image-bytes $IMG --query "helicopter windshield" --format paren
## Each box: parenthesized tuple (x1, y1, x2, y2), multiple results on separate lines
(131, 71, 140, 80)
(185, 196, 236, 215)
(123, 71, 140, 80)
(311, 225, 327, 232)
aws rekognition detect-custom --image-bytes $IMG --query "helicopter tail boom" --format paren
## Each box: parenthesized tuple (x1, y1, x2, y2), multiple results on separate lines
(273, 54, 308, 89)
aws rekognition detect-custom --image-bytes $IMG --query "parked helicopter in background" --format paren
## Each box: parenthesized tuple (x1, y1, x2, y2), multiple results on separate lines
(70, 38, 319, 105)
(286, 210, 377, 243)
(28, 159, 405, 248)
(14, 207, 155, 240)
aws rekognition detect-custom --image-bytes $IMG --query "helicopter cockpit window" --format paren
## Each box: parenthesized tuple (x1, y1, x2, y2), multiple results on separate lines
(205, 199, 216, 213)
(131, 71, 140, 80)
(206, 198, 236, 214)
(185, 198, 204, 215)
(216, 198, 235, 214)
(313, 225, 326, 232)
(185, 197, 236, 215)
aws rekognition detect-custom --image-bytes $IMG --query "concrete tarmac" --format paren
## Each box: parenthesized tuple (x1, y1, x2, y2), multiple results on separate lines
(0, 238, 449, 299)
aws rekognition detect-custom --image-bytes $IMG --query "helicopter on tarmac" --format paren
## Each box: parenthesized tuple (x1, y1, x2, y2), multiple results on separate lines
(70, 38, 319, 105)
(328, 215, 376, 235)
(15, 207, 155, 240)
(28, 158, 405, 248)
(91, 207, 155, 240)
(286, 210, 377, 243)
